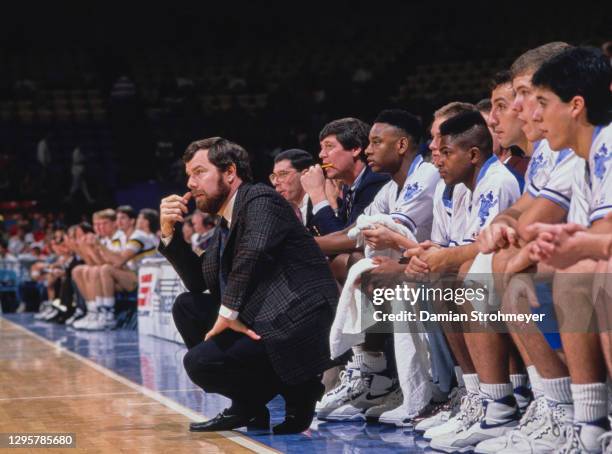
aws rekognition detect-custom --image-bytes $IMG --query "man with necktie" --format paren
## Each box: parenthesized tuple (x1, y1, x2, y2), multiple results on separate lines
(158, 137, 338, 434)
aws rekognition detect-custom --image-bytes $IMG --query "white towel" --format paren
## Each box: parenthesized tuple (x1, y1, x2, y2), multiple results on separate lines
(348, 213, 416, 259)
(329, 258, 376, 358)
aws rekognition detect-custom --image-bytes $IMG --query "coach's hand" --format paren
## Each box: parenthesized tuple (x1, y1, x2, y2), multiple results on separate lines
(160, 192, 191, 237)
(300, 165, 327, 205)
(205, 315, 261, 342)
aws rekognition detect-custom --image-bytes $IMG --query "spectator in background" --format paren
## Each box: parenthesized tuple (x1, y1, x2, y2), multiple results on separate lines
(182, 215, 195, 245)
(0, 239, 17, 261)
(66, 145, 95, 204)
(8, 226, 26, 255)
(36, 133, 52, 186)
(191, 210, 216, 253)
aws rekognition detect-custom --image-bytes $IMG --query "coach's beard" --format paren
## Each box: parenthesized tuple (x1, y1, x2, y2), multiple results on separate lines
(194, 179, 230, 214)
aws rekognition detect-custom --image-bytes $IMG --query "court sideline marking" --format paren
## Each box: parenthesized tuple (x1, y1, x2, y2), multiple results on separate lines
(1, 317, 280, 454)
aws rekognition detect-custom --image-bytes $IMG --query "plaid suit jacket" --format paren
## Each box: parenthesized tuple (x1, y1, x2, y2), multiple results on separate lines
(159, 183, 339, 384)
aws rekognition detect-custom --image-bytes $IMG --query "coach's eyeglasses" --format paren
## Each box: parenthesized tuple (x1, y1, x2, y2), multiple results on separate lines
(269, 169, 297, 184)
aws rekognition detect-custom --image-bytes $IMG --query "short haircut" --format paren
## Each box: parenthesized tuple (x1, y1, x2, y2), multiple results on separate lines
(78, 221, 94, 233)
(439, 111, 493, 157)
(319, 117, 371, 156)
(532, 46, 612, 125)
(476, 98, 492, 113)
(183, 137, 253, 182)
(434, 102, 478, 120)
(96, 209, 117, 222)
(139, 208, 160, 233)
(374, 109, 423, 145)
(274, 148, 315, 171)
(116, 205, 136, 219)
(202, 213, 217, 227)
(510, 42, 572, 78)
(489, 70, 513, 91)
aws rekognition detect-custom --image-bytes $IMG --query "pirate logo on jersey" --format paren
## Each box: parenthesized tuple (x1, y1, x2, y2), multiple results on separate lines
(403, 182, 422, 202)
(593, 143, 612, 181)
(528, 151, 546, 181)
(478, 191, 498, 227)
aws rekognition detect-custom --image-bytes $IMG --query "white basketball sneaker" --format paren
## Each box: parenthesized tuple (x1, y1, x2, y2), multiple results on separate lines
(423, 391, 480, 441)
(557, 421, 610, 454)
(474, 397, 572, 454)
(415, 386, 465, 433)
(317, 368, 396, 422)
(364, 387, 403, 422)
(83, 305, 115, 331)
(599, 431, 612, 454)
(72, 302, 98, 330)
(430, 395, 520, 453)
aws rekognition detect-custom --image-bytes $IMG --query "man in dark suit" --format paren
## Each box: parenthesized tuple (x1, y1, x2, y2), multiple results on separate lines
(158, 137, 338, 434)
(302, 118, 390, 236)
(300, 118, 390, 283)
(270, 148, 322, 233)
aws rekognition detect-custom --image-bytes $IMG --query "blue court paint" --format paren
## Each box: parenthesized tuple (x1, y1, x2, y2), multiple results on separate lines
(3, 314, 429, 453)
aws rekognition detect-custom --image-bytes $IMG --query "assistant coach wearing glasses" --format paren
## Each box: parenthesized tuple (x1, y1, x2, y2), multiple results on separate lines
(158, 137, 338, 434)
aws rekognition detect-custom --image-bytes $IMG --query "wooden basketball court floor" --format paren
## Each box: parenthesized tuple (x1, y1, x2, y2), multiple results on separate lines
(0, 314, 428, 453)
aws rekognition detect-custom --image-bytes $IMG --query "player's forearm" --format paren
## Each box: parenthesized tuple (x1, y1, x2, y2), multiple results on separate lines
(441, 243, 480, 273)
(315, 233, 358, 255)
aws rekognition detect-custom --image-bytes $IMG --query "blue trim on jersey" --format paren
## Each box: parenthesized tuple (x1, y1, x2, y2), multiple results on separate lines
(407, 154, 424, 177)
(462, 238, 476, 243)
(476, 155, 499, 185)
(532, 140, 542, 152)
(590, 205, 612, 222)
(590, 213, 609, 224)
(555, 148, 572, 164)
(527, 184, 540, 198)
(538, 192, 570, 211)
(540, 187, 571, 204)
(390, 212, 417, 232)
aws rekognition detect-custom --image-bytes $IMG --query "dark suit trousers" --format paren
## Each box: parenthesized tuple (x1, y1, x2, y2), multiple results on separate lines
(172, 292, 282, 412)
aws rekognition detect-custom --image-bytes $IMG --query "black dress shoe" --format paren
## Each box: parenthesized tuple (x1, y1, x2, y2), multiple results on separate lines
(190, 407, 269, 432)
(273, 381, 324, 434)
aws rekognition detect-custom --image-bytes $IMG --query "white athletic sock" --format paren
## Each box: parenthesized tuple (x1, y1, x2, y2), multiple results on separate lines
(526, 365, 544, 399)
(361, 351, 386, 374)
(347, 345, 364, 370)
(454, 366, 465, 388)
(101, 296, 115, 308)
(572, 382, 608, 424)
(542, 376, 572, 404)
(481, 382, 513, 401)
(463, 373, 480, 395)
(510, 373, 527, 390)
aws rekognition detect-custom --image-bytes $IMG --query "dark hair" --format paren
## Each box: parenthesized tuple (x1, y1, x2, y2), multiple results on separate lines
(274, 148, 315, 171)
(532, 46, 612, 125)
(319, 117, 371, 160)
(510, 42, 572, 78)
(439, 111, 493, 157)
(183, 137, 253, 182)
(139, 208, 160, 233)
(489, 70, 513, 91)
(476, 98, 492, 113)
(374, 109, 423, 145)
(202, 213, 217, 227)
(79, 221, 94, 233)
(116, 205, 136, 219)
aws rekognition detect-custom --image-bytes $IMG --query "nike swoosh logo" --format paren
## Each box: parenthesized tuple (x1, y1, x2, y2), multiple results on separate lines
(480, 419, 516, 430)
(365, 391, 392, 400)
